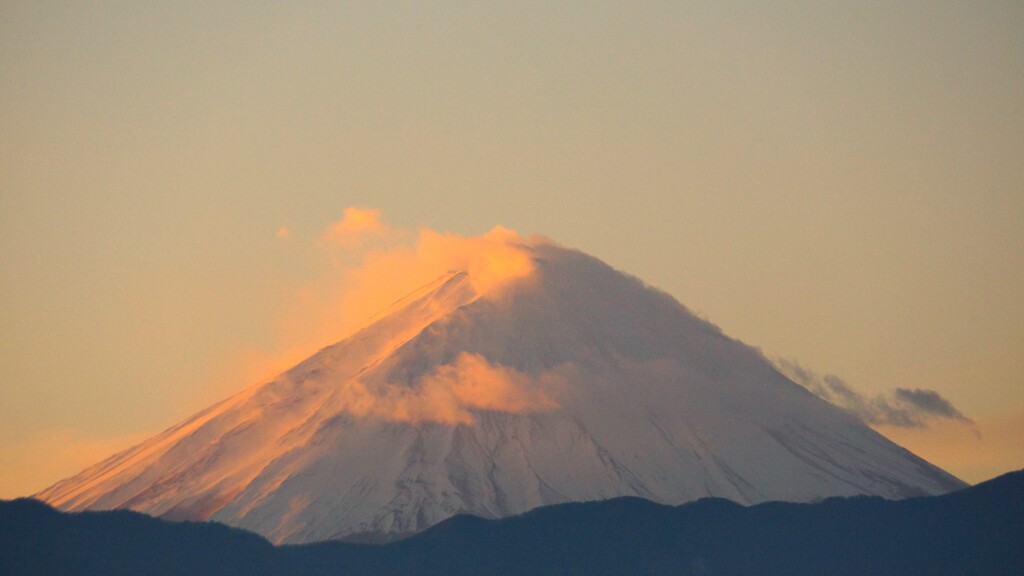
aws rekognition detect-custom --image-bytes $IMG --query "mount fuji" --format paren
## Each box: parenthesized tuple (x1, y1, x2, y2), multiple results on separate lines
(37, 236, 965, 544)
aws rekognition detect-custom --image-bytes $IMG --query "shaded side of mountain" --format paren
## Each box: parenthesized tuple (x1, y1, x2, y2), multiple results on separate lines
(3, 470, 1022, 576)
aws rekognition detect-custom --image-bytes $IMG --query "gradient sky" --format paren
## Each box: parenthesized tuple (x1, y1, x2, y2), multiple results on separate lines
(2, 1, 1022, 498)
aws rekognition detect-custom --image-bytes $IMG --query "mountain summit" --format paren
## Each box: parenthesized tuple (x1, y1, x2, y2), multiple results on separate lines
(38, 236, 965, 544)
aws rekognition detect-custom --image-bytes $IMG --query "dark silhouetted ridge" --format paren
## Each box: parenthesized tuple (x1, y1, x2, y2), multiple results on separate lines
(3, 470, 1022, 575)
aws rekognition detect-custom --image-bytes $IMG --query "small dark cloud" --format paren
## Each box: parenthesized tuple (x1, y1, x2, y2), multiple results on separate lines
(894, 388, 972, 423)
(774, 358, 972, 428)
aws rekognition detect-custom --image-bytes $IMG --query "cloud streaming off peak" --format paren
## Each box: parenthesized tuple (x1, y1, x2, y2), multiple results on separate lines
(775, 358, 973, 428)
(243, 209, 542, 384)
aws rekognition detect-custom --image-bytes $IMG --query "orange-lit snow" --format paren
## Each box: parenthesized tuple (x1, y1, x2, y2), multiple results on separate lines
(37, 231, 966, 544)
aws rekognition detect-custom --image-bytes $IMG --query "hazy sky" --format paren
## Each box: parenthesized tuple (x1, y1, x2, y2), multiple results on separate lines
(2, 1, 1021, 497)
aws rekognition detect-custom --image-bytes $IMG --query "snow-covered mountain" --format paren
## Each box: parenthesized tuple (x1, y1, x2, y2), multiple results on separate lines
(37, 239, 965, 544)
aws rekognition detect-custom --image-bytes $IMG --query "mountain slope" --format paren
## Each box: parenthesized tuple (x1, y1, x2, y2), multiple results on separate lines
(5, 470, 1022, 576)
(37, 239, 964, 543)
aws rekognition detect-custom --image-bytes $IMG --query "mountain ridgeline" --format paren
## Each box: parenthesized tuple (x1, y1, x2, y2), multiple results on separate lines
(3, 470, 1022, 575)
(37, 240, 964, 544)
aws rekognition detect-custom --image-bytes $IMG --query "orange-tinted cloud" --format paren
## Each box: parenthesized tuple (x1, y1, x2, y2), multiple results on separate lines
(337, 352, 561, 425)
(339, 225, 536, 316)
(276, 226, 291, 239)
(320, 207, 392, 249)
(301, 218, 537, 353)
(215, 210, 541, 399)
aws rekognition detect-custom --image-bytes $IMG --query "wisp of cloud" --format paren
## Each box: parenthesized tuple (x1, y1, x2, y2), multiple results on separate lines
(774, 358, 972, 428)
